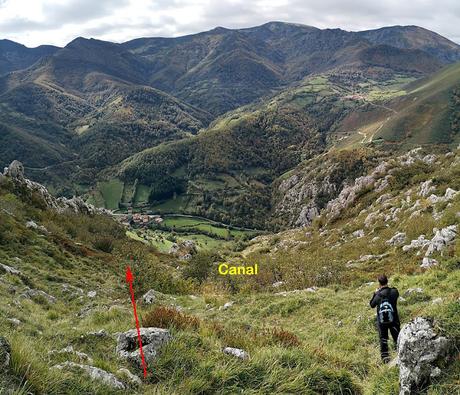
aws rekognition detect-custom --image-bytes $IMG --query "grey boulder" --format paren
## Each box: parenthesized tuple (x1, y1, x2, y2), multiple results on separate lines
(116, 327, 171, 366)
(398, 317, 451, 395)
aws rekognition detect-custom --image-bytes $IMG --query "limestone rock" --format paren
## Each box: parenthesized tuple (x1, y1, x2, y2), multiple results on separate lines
(3, 160, 24, 179)
(117, 367, 142, 386)
(223, 347, 249, 360)
(352, 229, 365, 238)
(387, 232, 406, 246)
(116, 327, 171, 366)
(398, 317, 451, 395)
(20, 288, 56, 304)
(48, 346, 93, 363)
(53, 362, 125, 390)
(402, 235, 429, 252)
(0, 263, 21, 276)
(420, 257, 438, 269)
(425, 225, 457, 256)
(142, 289, 157, 304)
(419, 180, 435, 197)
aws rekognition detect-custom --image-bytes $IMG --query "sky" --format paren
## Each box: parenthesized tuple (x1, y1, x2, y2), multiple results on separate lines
(0, 0, 459, 47)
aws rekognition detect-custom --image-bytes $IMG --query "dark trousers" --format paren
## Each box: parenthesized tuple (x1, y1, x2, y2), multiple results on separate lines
(376, 320, 400, 362)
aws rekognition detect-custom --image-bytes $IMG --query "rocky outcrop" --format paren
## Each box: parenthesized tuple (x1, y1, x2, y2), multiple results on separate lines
(169, 240, 197, 260)
(387, 232, 406, 246)
(425, 225, 457, 256)
(52, 362, 125, 390)
(116, 327, 171, 366)
(398, 317, 452, 395)
(2, 160, 108, 216)
(0, 263, 21, 276)
(20, 288, 56, 304)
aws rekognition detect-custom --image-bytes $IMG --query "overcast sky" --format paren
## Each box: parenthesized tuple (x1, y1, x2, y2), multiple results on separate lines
(0, 0, 459, 47)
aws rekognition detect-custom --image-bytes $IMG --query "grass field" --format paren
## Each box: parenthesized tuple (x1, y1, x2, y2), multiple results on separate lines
(98, 179, 124, 210)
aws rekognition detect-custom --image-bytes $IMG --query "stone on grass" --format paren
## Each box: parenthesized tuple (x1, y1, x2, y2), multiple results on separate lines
(387, 232, 406, 246)
(142, 289, 156, 304)
(398, 317, 451, 395)
(0, 263, 21, 276)
(223, 347, 249, 360)
(53, 362, 125, 390)
(117, 368, 142, 386)
(420, 257, 438, 269)
(117, 328, 171, 366)
(20, 288, 56, 304)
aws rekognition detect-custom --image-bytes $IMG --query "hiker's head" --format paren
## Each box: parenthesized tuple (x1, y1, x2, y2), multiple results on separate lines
(378, 274, 388, 287)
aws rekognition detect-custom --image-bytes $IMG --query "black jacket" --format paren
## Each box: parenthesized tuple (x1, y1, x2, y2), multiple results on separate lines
(370, 286, 400, 324)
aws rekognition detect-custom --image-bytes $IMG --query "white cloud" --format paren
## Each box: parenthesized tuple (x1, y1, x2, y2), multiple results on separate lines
(0, 0, 458, 47)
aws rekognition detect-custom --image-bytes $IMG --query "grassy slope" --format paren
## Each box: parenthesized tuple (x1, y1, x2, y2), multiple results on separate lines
(336, 62, 460, 149)
(1, 149, 459, 394)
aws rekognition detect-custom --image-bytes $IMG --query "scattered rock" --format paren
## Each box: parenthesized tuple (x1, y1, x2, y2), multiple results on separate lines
(0, 337, 11, 368)
(398, 317, 451, 395)
(117, 368, 142, 386)
(272, 281, 285, 288)
(20, 288, 56, 304)
(221, 301, 234, 310)
(431, 297, 443, 305)
(352, 229, 365, 238)
(48, 346, 93, 363)
(404, 288, 423, 296)
(0, 263, 21, 276)
(86, 329, 109, 338)
(402, 235, 429, 252)
(53, 362, 125, 390)
(425, 225, 457, 256)
(387, 232, 406, 246)
(420, 257, 438, 269)
(223, 347, 249, 360)
(116, 327, 171, 366)
(7, 318, 21, 326)
(87, 291, 97, 298)
(25, 220, 48, 233)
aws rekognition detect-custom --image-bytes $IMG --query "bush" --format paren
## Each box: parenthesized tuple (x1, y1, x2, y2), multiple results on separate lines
(143, 306, 200, 330)
(182, 252, 217, 283)
(93, 237, 114, 253)
(269, 328, 301, 347)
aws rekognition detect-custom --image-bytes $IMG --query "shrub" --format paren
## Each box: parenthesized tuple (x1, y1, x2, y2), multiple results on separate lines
(143, 306, 200, 330)
(182, 252, 217, 283)
(269, 328, 301, 347)
(93, 237, 114, 253)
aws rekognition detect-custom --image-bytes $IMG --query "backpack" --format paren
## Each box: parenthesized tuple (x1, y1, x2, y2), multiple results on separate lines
(378, 298, 394, 324)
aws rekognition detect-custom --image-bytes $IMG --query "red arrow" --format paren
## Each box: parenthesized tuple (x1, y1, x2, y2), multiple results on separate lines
(125, 265, 148, 378)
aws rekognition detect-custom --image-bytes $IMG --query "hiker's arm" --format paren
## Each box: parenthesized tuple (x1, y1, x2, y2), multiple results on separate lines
(369, 292, 378, 308)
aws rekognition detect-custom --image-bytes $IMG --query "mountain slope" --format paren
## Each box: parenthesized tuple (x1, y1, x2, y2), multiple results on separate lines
(122, 22, 458, 115)
(335, 61, 460, 148)
(0, 39, 59, 75)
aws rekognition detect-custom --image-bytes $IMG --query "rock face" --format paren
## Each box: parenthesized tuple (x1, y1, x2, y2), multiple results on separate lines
(169, 240, 197, 260)
(116, 327, 171, 366)
(3, 160, 24, 179)
(2, 160, 108, 215)
(53, 362, 125, 390)
(0, 336, 11, 368)
(398, 317, 451, 395)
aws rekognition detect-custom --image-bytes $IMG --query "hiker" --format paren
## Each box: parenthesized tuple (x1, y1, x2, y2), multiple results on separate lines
(369, 274, 400, 363)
